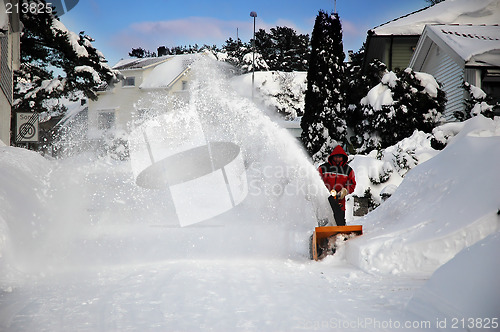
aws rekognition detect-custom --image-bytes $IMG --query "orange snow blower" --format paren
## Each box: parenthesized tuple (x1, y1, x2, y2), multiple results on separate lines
(309, 225, 363, 261)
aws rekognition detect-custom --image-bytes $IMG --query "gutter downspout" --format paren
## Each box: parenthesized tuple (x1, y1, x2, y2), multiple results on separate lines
(389, 35, 394, 71)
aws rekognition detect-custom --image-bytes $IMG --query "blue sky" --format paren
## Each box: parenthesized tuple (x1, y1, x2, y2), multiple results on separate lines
(59, 0, 429, 66)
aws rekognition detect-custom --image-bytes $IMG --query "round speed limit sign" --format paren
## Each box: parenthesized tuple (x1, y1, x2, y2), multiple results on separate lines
(16, 112, 39, 143)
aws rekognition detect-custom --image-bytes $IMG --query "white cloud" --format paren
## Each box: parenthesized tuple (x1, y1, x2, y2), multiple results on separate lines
(110, 16, 315, 55)
(111, 17, 253, 53)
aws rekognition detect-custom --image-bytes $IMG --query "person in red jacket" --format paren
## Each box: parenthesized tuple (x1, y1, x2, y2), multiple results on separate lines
(318, 145, 356, 226)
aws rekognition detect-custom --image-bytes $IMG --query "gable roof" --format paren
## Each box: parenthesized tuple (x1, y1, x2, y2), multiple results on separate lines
(436, 25, 500, 66)
(113, 56, 171, 70)
(372, 0, 500, 36)
(411, 24, 500, 68)
(139, 54, 196, 89)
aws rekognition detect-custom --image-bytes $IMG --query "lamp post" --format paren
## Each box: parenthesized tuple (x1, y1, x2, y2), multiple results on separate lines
(250, 11, 257, 100)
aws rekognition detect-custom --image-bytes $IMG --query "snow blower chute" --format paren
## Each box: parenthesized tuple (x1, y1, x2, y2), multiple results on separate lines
(309, 225, 362, 261)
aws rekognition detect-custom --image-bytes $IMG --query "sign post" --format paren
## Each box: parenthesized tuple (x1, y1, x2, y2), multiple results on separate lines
(16, 112, 39, 143)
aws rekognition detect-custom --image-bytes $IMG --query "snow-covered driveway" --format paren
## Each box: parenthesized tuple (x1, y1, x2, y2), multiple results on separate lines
(1, 258, 423, 331)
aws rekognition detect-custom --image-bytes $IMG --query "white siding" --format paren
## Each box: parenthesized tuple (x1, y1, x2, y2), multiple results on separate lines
(421, 44, 464, 121)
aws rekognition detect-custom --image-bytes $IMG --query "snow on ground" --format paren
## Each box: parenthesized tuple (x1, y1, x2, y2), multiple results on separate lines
(1, 58, 499, 331)
(406, 231, 500, 330)
(346, 115, 500, 277)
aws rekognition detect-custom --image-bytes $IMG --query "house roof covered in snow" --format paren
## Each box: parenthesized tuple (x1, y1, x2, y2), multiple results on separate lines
(139, 54, 196, 89)
(371, 0, 500, 36)
(110, 54, 199, 89)
(411, 24, 500, 68)
(113, 56, 171, 71)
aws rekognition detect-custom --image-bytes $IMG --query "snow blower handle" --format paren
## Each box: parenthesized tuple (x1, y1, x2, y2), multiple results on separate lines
(330, 189, 348, 200)
(330, 190, 341, 200)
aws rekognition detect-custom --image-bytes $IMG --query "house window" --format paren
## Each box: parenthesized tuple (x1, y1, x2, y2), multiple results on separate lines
(483, 69, 500, 106)
(122, 76, 135, 87)
(97, 111, 115, 130)
(182, 80, 188, 90)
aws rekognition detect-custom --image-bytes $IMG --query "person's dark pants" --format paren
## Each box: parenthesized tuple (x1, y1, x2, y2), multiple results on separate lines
(328, 195, 346, 226)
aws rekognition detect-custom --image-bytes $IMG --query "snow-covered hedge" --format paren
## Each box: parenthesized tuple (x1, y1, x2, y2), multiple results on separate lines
(354, 68, 446, 153)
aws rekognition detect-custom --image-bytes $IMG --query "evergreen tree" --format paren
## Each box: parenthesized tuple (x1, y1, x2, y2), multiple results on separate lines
(456, 82, 498, 121)
(240, 52, 269, 73)
(129, 47, 156, 58)
(272, 71, 306, 119)
(300, 11, 346, 163)
(220, 37, 249, 69)
(254, 29, 273, 66)
(346, 58, 387, 150)
(221, 27, 311, 73)
(255, 26, 310, 72)
(357, 68, 446, 153)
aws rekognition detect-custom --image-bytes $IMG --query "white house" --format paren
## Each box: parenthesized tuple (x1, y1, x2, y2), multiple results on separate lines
(409, 24, 500, 120)
(363, 0, 500, 72)
(0, 0, 21, 146)
(87, 54, 194, 138)
(89, 54, 307, 139)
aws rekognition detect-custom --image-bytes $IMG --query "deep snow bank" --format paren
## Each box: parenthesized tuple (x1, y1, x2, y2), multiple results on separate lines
(0, 147, 52, 280)
(349, 129, 439, 206)
(346, 115, 500, 276)
(406, 231, 500, 327)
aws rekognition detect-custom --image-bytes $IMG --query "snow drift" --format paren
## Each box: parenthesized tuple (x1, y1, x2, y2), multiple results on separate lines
(406, 231, 500, 326)
(346, 115, 500, 276)
(0, 147, 52, 280)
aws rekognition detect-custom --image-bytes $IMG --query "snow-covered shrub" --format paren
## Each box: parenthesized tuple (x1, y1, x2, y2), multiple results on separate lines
(242, 71, 307, 120)
(349, 129, 439, 215)
(455, 82, 498, 121)
(353, 188, 379, 215)
(241, 52, 269, 73)
(389, 146, 418, 177)
(369, 162, 392, 185)
(272, 72, 305, 119)
(356, 68, 446, 154)
(430, 121, 466, 150)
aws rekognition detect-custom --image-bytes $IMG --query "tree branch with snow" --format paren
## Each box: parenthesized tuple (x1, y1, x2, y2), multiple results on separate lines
(13, 0, 120, 148)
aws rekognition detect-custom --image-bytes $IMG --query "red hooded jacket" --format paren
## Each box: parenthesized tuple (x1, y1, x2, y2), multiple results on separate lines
(318, 145, 356, 210)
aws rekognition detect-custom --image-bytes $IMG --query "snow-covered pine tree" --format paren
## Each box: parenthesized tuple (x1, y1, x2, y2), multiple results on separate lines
(457, 82, 498, 120)
(358, 68, 446, 153)
(219, 27, 309, 73)
(272, 71, 305, 119)
(241, 52, 269, 74)
(13, 0, 120, 147)
(256, 26, 310, 72)
(345, 55, 387, 151)
(301, 10, 346, 163)
(219, 37, 249, 71)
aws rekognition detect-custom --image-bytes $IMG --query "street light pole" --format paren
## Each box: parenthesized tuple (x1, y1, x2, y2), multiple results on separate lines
(250, 11, 257, 100)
